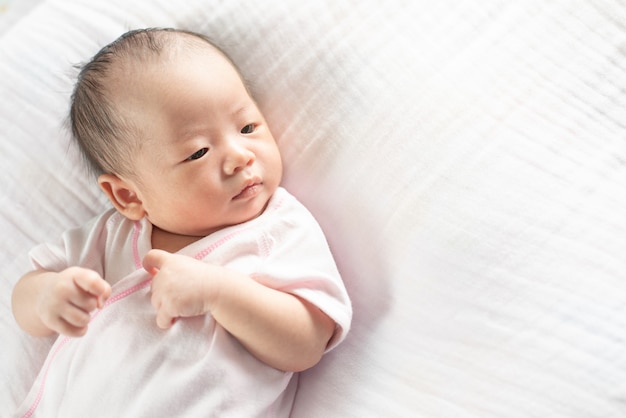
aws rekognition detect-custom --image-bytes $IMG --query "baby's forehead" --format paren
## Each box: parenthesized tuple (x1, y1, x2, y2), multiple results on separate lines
(106, 35, 231, 83)
(124, 33, 216, 61)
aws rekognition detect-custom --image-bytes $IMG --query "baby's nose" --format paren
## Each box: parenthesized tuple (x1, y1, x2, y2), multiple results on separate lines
(224, 145, 255, 174)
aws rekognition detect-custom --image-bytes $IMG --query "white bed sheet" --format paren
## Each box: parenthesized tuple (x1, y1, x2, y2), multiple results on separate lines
(2, 0, 626, 416)
(0, 0, 42, 35)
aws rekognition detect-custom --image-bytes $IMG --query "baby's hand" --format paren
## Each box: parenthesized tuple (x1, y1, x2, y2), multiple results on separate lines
(143, 249, 222, 329)
(37, 267, 111, 337)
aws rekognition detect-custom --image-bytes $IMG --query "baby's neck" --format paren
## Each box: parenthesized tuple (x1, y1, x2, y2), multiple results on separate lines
(151, 226, 203, 253)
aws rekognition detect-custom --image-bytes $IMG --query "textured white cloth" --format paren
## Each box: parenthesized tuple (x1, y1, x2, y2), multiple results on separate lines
(15, 187, 351, 417)
(2, 0, 626, 417)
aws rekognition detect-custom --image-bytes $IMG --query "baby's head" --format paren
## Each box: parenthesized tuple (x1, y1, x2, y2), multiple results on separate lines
(70, 28, 282, 238)
(71, 28, 243, 177)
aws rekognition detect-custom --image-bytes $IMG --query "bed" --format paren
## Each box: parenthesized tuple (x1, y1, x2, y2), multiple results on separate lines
(2, 0, 626, 416)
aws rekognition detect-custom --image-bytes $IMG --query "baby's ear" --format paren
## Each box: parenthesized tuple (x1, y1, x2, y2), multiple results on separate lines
(98, 174, 146, 221)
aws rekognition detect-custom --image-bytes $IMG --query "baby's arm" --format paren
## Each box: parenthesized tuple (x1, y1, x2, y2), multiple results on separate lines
(12, 267, 112, 337)
(144, 249, 335, 372)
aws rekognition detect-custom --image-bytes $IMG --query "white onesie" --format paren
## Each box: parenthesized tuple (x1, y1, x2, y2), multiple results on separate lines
(15, 187, 352, 418)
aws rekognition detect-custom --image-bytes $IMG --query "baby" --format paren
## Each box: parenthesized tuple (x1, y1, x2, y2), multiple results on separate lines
(12, 28, 351, 416)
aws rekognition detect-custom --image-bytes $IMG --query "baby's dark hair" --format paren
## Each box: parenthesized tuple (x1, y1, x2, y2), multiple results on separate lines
(69, 28, 240, 177)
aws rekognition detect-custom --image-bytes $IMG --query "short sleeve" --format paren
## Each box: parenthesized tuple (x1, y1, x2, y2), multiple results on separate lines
(29, 210, 113, 277)
(253, 190, 352, 352)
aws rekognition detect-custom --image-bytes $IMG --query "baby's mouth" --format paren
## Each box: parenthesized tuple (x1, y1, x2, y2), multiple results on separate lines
(233, 179, 262, 200)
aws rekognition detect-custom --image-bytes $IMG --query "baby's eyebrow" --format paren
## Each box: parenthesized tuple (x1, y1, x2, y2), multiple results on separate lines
(232, 103, 255, 117)
(175, 125, 208, 144)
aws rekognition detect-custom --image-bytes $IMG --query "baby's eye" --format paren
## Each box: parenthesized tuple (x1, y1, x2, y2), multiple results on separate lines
(187, 147, 208, 161)
(240, 124, 255, 134)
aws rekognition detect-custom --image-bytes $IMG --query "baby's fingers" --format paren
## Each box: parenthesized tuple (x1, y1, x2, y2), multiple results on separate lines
(71, 268, 112, 308)
(151, 292, 176, 329)
(40, 303, 90, 337)
(59, 305, 92, 337)
(155, 307, 177, 330)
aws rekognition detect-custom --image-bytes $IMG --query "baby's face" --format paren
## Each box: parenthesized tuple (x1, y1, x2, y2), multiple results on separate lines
(113, 42, 282, 238)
